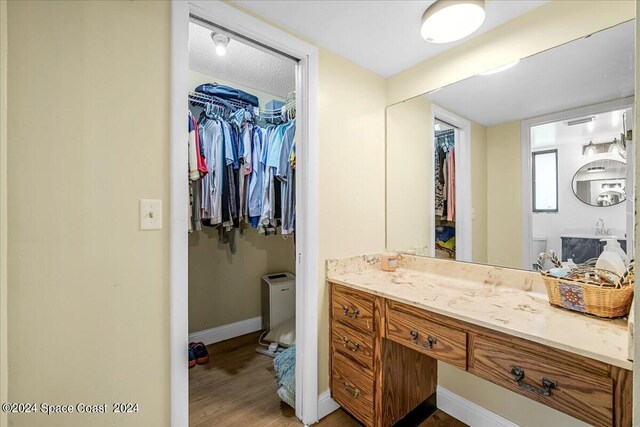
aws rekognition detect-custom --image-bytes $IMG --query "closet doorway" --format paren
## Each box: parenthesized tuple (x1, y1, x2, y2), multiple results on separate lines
(170, 2, 319, 426)
(187, 16, 300, 427)
(430, 105, 472, 262)
(433, 118, 458, 260)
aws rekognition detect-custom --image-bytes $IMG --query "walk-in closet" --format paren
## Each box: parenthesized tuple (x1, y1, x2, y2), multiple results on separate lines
(186, 19, 299, 426)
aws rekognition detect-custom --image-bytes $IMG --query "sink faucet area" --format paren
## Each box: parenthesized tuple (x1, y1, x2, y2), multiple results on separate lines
(595, 218, 611, 236)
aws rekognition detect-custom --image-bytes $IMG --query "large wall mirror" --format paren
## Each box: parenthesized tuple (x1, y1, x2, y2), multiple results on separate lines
(386, 20, 635, 271)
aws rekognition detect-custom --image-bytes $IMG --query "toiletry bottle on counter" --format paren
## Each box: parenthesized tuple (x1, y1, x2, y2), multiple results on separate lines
(381, 254, 398, 272)
(601, 239, 629, 266)
(596, 239, 626, 276)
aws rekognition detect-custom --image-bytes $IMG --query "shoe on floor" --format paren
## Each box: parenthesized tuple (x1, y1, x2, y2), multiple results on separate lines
(188, 346, 196, 369)
(192, 342, 209, 365)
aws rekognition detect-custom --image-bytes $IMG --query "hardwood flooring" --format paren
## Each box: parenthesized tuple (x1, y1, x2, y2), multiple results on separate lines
(189, 332, 466, 427)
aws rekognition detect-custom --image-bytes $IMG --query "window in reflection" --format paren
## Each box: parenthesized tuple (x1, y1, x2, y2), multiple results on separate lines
(532, 150, 558, 212)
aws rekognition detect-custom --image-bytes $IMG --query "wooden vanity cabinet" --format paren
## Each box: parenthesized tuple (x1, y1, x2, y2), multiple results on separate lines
(330, 284, 437, 427)
(329, 282, 632, 427)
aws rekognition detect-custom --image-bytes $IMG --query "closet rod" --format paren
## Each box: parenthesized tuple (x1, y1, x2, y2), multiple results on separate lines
(190, 14, 299, 64)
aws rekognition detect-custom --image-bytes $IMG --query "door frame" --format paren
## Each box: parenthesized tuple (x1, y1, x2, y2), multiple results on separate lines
(520, 96, 634, 270)
(431, 104, 473, 262)
(170, 2, 320, 425)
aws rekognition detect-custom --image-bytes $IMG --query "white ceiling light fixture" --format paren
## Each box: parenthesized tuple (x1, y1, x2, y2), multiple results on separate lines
(211, 32, 230, 56)
(479, 60, 520, 76)
(421, 0, 486, 44)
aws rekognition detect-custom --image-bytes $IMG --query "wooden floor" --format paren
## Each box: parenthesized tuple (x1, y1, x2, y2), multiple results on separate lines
(189, 332, 466, 426)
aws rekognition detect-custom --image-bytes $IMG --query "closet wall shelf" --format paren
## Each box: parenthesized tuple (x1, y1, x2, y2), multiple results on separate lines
(188, 91, 296, 120)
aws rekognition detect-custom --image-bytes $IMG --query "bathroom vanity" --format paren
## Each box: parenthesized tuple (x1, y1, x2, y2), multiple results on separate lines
(328, 255, 632, 427)
(561, 235, 628, 264)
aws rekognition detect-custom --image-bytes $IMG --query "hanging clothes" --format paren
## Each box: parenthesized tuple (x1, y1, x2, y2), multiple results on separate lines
(188, 86, 297, 251)
(434, 129, 454, 221)
(277, 120, 296, 235)
(188, 112, 209, 232)
(446, 147, 455, 222)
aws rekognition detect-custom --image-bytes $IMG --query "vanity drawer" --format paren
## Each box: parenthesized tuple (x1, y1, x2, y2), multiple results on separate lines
(469, 335, 613, 427)
(332, 320, 374, 369)
(387, 301, 467, 369)
(331, 351, 375, 427)
(331, 283, 375, 334)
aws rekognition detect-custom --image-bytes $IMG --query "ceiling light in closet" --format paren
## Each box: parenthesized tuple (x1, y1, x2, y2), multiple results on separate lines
(421, 0, 486, 44)
(211, 32, 230, 56)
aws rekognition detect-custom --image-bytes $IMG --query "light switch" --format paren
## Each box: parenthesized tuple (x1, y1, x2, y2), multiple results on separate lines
(140, 199, 162, 230)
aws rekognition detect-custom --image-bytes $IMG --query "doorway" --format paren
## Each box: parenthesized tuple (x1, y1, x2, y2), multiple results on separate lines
(170, 2, 319, 426)
(430, 105, 472, 262)
(521, 97, 634, 271)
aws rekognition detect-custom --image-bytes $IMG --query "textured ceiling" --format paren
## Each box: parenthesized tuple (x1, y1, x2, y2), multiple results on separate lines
(235, 0, 548, 77)
(427, 21, 635, 127)
(189, 22, 295, 99)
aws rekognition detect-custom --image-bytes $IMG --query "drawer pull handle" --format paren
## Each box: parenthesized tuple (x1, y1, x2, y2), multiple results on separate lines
(342, 305, 360, 319)
(342, 382, 360, 399)
(410, 330, 437, 349)
(510, 367, 557, 397)
(342, 336, 361, 352)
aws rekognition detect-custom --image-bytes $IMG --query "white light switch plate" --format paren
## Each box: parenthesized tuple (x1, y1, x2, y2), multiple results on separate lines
(140, 199, 162, 230)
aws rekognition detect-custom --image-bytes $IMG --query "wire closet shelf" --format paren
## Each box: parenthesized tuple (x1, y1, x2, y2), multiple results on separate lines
(188, 91, 296, 121)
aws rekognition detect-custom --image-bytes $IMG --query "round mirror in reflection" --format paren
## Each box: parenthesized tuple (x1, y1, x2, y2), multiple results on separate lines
(572, 159, 626, 207)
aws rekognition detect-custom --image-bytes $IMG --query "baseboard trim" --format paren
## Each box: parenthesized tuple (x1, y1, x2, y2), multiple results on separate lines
(437, 386, 518, 427)
(317, 390, 340, 420)
(316, 386, 515, 425)
(189, 316, 263, 346)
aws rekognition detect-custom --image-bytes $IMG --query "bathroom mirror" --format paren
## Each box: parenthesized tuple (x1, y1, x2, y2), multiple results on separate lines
(386, 20, 635, 271)
(572, 159, 627, 207)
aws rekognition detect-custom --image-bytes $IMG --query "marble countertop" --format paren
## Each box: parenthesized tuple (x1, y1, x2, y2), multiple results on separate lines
(328, 261, 631, 370)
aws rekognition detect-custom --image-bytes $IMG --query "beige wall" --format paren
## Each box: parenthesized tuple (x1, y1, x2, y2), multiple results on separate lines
(189, 228, 295, 332)
(187, 69, 295, 333)
(386, 96, 433, 252)
(0, 1, 8, 426)
(7, 1, 170, 426)
(317, 48, 387, 391)
(486, 121, 523, 269)
(387, 1, 635, 105)
(470, 121, 487, 264)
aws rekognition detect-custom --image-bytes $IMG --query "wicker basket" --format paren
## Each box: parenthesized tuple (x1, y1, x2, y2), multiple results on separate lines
(539, 255, 634, 319)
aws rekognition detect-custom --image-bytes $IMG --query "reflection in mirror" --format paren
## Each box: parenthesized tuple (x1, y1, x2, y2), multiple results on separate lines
(572, 159, 627, 207)
(385, 20, 635, 271)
